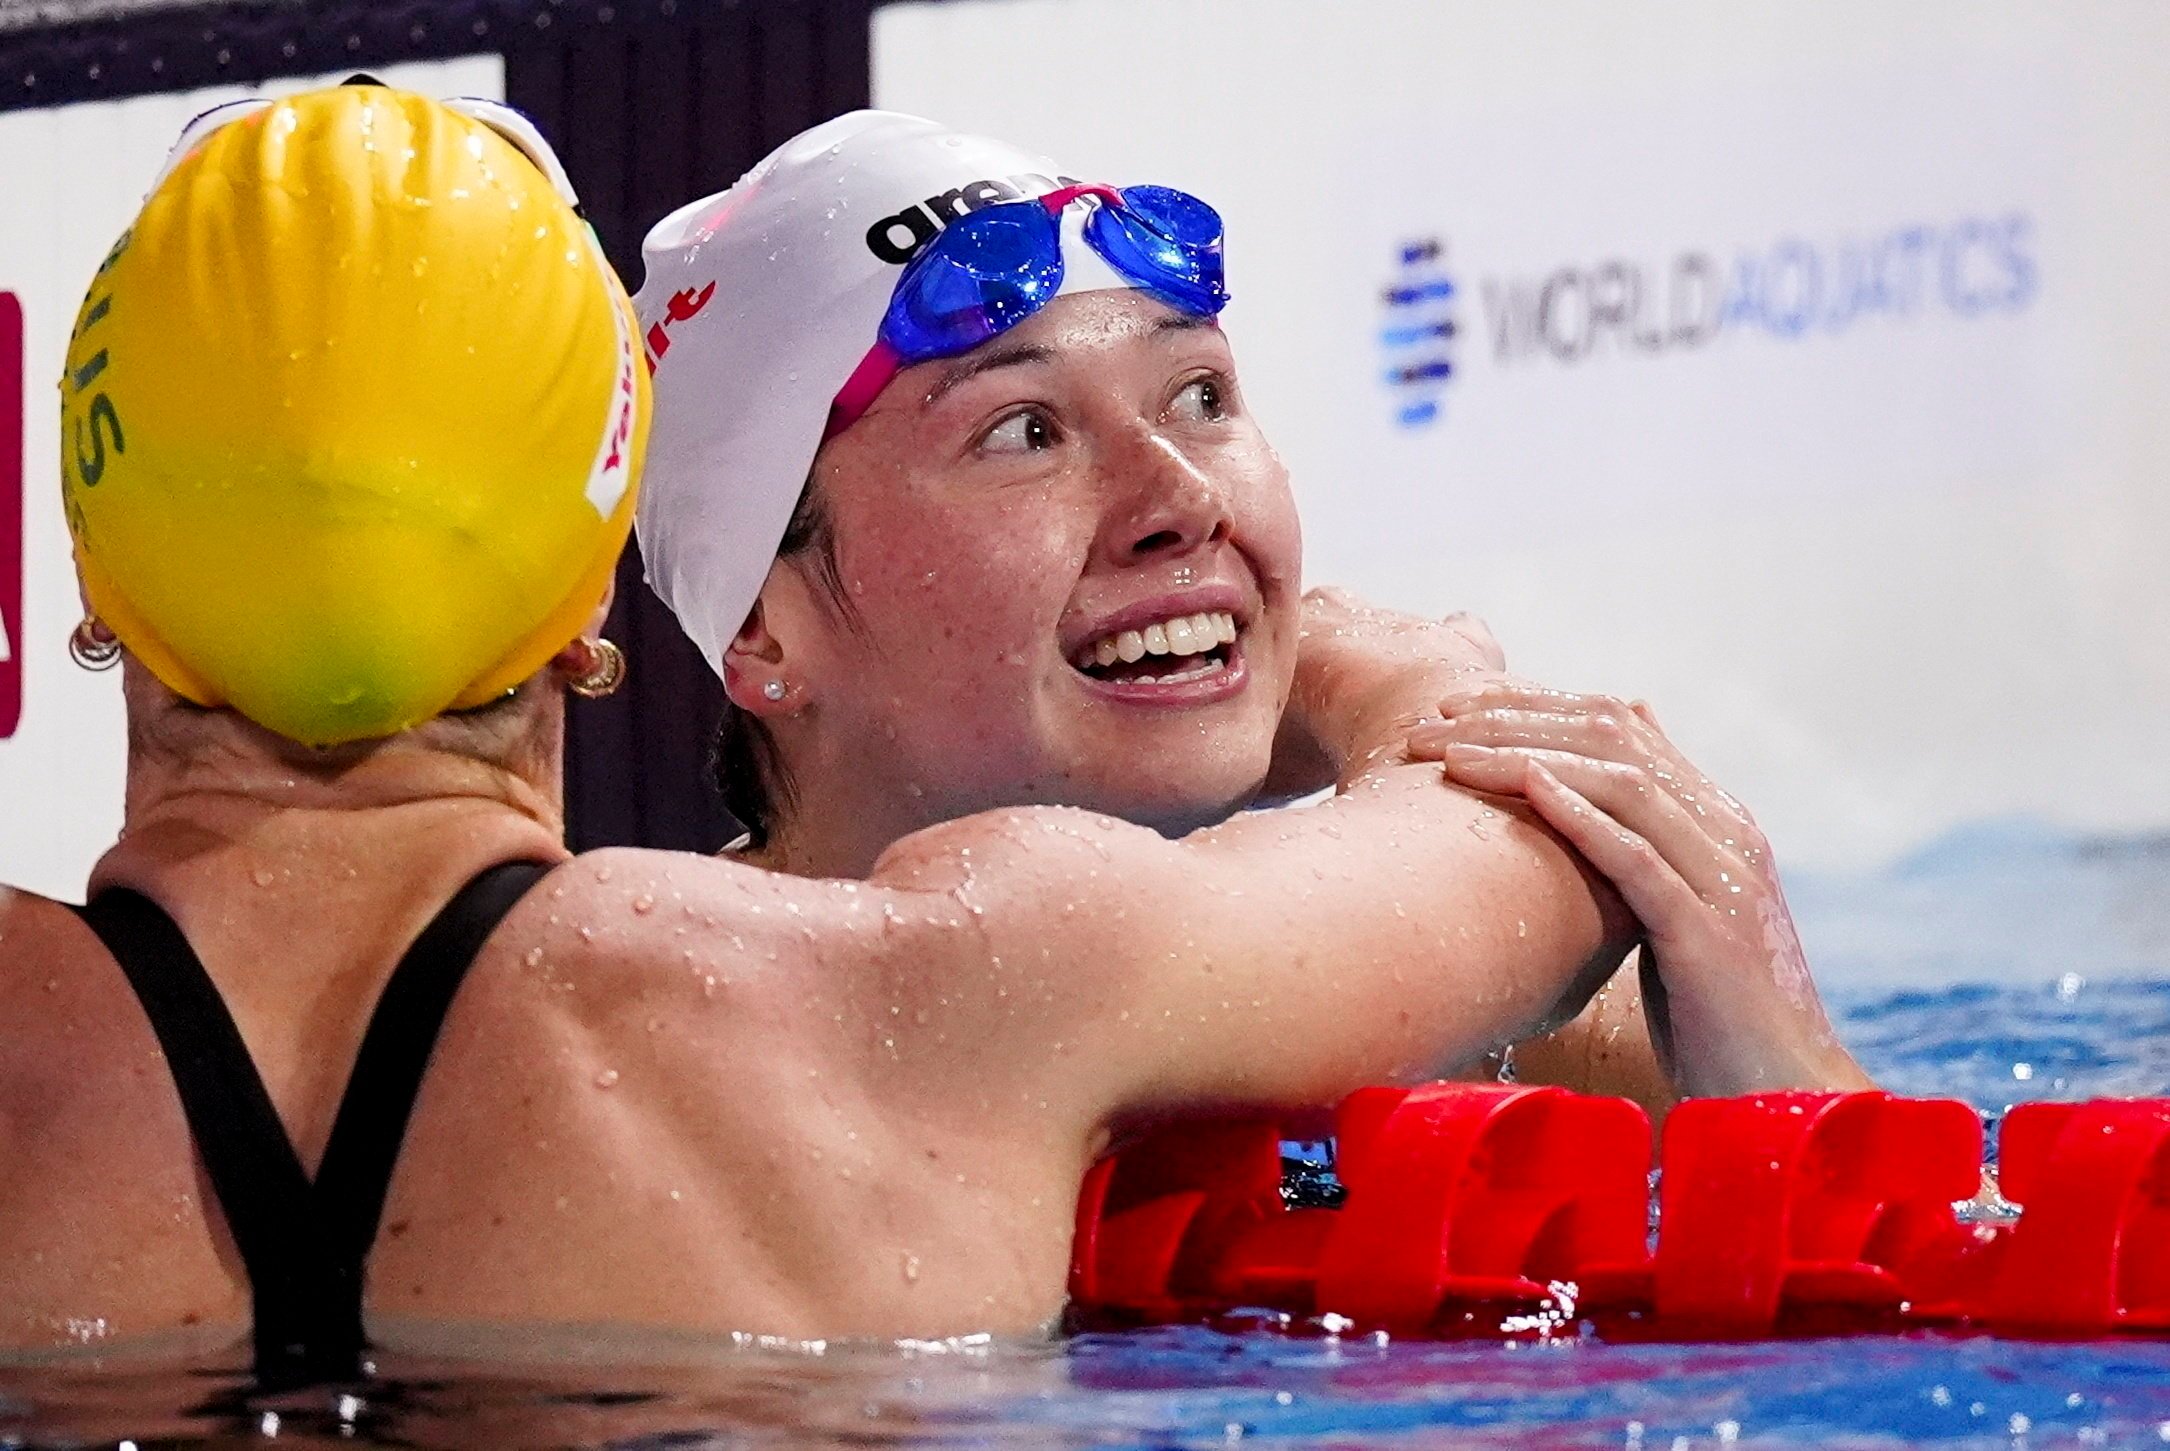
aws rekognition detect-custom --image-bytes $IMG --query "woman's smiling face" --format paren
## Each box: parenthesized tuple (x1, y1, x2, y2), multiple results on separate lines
(759, 289, 1302, 836)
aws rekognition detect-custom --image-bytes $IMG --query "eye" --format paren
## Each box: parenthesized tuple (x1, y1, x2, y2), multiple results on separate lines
(1168, 374, 1230, 423)
(979, 407, 1057, 455)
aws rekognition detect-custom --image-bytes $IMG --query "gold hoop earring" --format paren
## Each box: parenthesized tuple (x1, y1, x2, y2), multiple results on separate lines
(567, 637, 626, 699)
(69, 616, 122, 672)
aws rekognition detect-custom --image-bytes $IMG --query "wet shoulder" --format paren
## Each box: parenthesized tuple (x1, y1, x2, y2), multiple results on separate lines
(0, 883, 115, 1030)
(0, 882, 181, 1173)
(466, 848, 895, 1034)
(868, 804, 1166, 895)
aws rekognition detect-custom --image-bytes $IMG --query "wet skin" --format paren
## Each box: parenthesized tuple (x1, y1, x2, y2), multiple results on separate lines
(0, 616, 1628, 1351)
(734, 293, 1302, 877)
(0, 297, 1856, 1355)
(725, 291, 1678, 1100)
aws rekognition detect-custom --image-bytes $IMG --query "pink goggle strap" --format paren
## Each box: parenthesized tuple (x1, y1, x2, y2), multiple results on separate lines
(823, 338, 905, 440)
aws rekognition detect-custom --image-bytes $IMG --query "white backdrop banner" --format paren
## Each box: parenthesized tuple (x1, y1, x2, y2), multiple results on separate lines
(874, 0, 2170, 878)
(0, 54, 504, 899)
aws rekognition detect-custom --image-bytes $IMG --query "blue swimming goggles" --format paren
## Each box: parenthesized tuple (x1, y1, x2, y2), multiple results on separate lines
(828, 182, 1229, 434)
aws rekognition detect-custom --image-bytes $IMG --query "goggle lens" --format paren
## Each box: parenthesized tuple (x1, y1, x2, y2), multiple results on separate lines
(876, 184, 1227, 369)
(885, 203, 1065, 359)
(1086, 185, 1227, 317)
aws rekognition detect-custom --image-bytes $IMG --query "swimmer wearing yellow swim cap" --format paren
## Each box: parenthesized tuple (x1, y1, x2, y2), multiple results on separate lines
(60, 81, 646, 746)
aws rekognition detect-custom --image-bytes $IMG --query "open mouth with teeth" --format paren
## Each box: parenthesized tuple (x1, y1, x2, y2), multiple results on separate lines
(1071, 610, 1241, 687)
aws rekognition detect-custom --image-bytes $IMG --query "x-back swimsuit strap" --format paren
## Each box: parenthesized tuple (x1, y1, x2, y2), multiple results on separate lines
(70, 859, 554, 1384)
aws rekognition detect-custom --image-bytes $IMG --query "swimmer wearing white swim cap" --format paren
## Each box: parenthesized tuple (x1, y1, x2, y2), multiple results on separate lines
(629, 110, 1870, 1109)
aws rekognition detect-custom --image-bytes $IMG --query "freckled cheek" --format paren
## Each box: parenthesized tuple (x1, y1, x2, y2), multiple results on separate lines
(845, 523, 1079, 688)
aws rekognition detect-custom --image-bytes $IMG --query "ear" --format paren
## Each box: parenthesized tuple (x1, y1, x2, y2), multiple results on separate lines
(721, 593, 794, 717)
(724, 556, 830, 716)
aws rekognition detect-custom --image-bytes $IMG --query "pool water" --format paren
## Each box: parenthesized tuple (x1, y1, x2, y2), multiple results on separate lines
(7, 976, 2168, 1450)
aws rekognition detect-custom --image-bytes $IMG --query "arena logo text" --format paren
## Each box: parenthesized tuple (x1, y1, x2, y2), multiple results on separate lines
(863, 172, 1079, 265)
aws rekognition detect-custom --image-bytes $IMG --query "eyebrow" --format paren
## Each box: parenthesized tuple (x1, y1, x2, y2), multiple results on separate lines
(924, 341, 1056, 405)
(920, 313, 1221, 406)
(1153, 313, 1217, 337)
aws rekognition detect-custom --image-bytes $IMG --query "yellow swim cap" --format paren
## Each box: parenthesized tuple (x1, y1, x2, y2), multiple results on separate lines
(59, 84, 646, 746)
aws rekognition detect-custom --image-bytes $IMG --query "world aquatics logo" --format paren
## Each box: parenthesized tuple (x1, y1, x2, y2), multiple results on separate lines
(1379, 237, 1458, 430)
(1377, 212, 2036, 426)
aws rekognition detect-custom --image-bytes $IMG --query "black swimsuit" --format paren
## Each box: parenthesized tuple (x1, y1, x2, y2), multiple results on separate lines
(70, 860, 553, 1383)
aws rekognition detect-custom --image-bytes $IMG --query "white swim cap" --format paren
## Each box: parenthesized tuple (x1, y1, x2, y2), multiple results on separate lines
(634, 109, 1134, 676)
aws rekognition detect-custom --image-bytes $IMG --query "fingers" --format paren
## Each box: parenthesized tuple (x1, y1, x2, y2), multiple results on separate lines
(1436, 679, 1614, 719)
(1515, 763, 1712, 959)
(1421, 682, 1760, 846)
(1415, 707, 1651, 765)
(1435, 745, 1745, 903)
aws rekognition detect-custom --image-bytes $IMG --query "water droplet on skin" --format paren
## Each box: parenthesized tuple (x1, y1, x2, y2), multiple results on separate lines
(524, 947, 545, 967)
(632, 894, 655, 914)
(251, 867, 276, 887)
(594, 1069, 619, 1089)
(902, 1252, 921, 1283)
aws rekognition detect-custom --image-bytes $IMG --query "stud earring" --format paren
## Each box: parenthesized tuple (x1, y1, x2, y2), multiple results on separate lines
(69, 616, 122, 671)
(567, 638, 627, 699)
(762, 679, 787, 702)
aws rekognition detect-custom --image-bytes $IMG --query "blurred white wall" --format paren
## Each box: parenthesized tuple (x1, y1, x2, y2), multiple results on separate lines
(875, 0, 2170, 875)
(0, 54, 503, 899)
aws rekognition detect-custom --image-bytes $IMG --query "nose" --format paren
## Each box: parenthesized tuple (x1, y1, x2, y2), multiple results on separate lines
(1095, 431, 1233, 568)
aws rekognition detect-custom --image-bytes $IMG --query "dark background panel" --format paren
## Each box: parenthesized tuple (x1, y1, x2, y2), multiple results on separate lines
(0, 0, 879, 851)
(510, 0, 874, 854)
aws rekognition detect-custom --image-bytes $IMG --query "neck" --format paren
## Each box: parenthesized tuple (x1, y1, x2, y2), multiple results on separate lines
(746, 732, 1254, 880)
(94, 666, 570, 900)
(749, 769, 934, 881)
(743, 712, 986, 879)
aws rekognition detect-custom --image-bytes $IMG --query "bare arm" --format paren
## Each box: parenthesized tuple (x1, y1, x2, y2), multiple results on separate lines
(1274, 591, 1677, 1116)
(863, 761, 1627, 1137)
(853, 592, 1636, 1131)
(597, 596, 1632, 1142)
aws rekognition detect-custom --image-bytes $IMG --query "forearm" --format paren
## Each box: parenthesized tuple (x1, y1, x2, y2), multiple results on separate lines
(866, 754, 1631, 1130)
(1292, 660, 1487, 785)
(1105, 764, 1635, 1110)
(1284, 592, 1508, 781)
